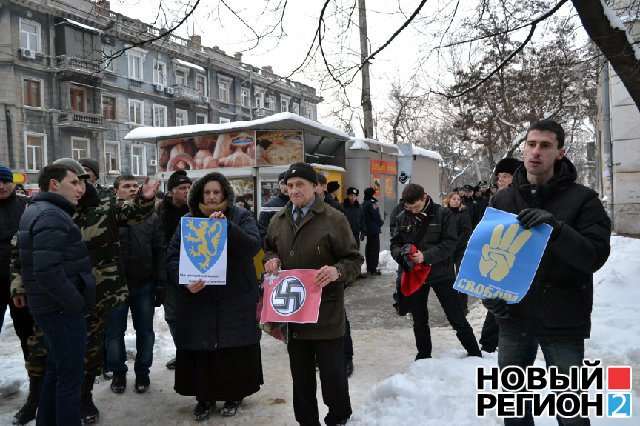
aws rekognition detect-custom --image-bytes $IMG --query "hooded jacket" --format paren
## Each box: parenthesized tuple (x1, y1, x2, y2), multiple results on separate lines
(166, 172, 262, 350)
(491, 157, 611, 339)
(263, 194, 364, 340)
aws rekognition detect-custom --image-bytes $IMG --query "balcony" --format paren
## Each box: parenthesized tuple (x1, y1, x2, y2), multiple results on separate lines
(56, 56, 103, 79)
(167, 85, 204, 102)
(58, 110, 106, 130)
(253, 107, 275, 118)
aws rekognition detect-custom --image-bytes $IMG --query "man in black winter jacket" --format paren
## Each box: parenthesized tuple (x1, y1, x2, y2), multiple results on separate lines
(391, 184, 481, 360)
(0, 165, 33, 360)
(18, 164, 96, 426)
(105, 175, 166, 394)
(342, 187, 366, 249)
(257, 172, 289, 244)
(484, 120, 611, 426)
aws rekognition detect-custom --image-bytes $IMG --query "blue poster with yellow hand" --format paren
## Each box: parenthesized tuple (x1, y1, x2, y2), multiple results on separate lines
(453, 207, 552, 303)
(179, 217, 228, 285)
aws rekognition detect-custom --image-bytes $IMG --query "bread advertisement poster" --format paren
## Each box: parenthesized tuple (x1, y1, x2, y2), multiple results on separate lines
(158, 131, 257, 172)
(256, 130, 304, 166)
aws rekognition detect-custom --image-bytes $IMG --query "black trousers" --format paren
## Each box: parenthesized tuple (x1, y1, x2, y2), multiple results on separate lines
(364, 233, 380, 273)
(408, 279, 481, 359)
(287, 337, 351, 426)
(344, 313, 353, 360)
(352, 232, 360, 250)
(0, 275, 34, 360)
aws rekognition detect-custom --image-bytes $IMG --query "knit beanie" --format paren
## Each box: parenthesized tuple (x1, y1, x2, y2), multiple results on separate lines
(327, 181, 340, 193)
(167, 170, 192, 191)
(284, 162, 318, 185)
(79, 158, 100, 179)
(0, 165, 12, 182)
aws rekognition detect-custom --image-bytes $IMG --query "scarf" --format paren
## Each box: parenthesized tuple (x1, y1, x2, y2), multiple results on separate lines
(198, 200, 229, 217)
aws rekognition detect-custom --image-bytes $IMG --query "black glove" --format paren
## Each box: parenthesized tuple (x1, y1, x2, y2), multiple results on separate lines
(360, 233, 366, 241)
(399, 244, 414, 273)
(517, 208, 562, 237)
(154, 286, 165, 307)
(482, 298, 509, 320)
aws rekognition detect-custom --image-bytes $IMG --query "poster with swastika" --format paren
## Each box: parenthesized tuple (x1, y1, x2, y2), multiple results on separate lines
(453, 207, 552, 303)
(261, 270, 322, 323)
(179, 217, 228, 285)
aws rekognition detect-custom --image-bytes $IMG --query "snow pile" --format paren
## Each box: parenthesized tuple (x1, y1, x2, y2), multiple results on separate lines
(360, 249, 398, 275)
(351, 235, 640, 425)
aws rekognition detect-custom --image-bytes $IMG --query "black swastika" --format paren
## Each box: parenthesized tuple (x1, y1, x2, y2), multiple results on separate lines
(271, 276, 307, 316)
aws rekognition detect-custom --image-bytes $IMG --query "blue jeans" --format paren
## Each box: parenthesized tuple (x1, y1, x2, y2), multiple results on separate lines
(105, 283, 155, 376)
(498, 328, 589, 426)
(33, 310, 86, 426)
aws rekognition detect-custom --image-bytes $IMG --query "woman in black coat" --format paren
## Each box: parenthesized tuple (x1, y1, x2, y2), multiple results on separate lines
(444, 191, 472, 313)
(166, 172, 262, 421)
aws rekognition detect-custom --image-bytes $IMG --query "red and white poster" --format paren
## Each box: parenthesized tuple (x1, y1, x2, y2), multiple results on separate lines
(260, 269, 322, 324)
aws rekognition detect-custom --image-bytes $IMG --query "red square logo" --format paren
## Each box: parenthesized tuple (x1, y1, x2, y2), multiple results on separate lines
(607, 367, 632, 390)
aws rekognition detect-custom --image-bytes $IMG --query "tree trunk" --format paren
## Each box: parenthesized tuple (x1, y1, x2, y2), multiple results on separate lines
(573, 0, 640, 111)
(359, 0, 374, 138)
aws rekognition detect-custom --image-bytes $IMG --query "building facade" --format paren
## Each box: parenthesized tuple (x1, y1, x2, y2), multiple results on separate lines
(0, 0, 322, 188)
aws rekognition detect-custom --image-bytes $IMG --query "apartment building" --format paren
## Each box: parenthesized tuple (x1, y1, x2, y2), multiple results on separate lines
(0, 0, 322, 188)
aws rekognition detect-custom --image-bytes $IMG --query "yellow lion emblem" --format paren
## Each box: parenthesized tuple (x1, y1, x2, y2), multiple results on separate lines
(185, 220, 223, 271)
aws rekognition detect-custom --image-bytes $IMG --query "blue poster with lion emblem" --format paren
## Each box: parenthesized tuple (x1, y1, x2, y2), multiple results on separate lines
(453, 207, 552, 303)
(179, 217, 228, 285)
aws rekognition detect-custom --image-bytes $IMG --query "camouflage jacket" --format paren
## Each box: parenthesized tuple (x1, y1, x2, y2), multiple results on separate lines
(12, 184, 155, 311)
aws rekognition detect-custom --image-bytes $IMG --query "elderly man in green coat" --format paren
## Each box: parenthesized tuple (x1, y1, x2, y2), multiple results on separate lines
(264, 162, 363, 426)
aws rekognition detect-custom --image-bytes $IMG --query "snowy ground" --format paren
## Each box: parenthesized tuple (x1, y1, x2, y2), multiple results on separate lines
(0, 236, 638, 424)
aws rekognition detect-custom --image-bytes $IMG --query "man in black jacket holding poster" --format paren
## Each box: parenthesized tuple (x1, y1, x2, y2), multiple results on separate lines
(484, 120, 611, 426)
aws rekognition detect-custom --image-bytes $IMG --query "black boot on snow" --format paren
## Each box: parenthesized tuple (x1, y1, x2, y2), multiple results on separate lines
(81, 375, 100, 424)
(13, 375, 42, 425)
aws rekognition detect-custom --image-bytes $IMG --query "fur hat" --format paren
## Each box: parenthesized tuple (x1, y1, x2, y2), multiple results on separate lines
(364, 187, 376, 199)
(79, 158, 99, 179)
(494, 158, 522, 176)
(53, 158, 90, 179)
(0, 165, 12, 182)
(346, 187, 359, 196)
(284, 162, 318, 185)
(462, 184, 474, 192)
(327, 181, 340, 193)
(278, 172, 286, 182)
(167, 170, 192, 192)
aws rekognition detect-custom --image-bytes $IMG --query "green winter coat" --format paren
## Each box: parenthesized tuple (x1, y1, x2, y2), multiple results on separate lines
(263, 194, 363, 340)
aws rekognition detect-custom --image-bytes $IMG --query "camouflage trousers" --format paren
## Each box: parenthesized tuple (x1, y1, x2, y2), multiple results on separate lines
(26, 307, 107, 378)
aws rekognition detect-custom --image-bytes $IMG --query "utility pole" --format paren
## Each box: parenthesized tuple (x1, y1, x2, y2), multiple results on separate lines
(358, 0, 373, 139)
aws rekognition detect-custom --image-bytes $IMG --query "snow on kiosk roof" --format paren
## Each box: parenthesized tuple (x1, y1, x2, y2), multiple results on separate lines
(124, 113, 351, 174)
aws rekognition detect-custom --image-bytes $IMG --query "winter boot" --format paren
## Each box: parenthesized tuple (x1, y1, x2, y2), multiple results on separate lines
(12, 374, 42, 425)
(193, 401, 213, 422)
(134, 374, 150, 393)
(110, 372, 126, 394)
(80, 375, 100, 424)
(221, 400, 242, 417)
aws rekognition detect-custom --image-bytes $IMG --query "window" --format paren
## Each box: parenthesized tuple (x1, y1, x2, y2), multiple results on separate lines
(153, 104, 167, 127)
(175, 69, 187, 87)
(127, 49, 145, 80)
(20, 18, 41, 52)
(240, 88, 249, 107)
(265, 96, 276, 111)
(23, 78, 42, 108)
(25, 133, 46, 172)
(70, 86, 86, 112)
(218, 79, 230, 103)
(102, 47, 116, 72)
(103, 96, 116, 120)
(153, 60, 167, 86)
(255, 95, 262, 109)
(175, 109, 188, 126)
(196, 113, 208, 124)
(104, 141, 120, 174)
(292, 102, 300, 115)
(131, 144, 146, 176)
(280, 99, 289, 113)
(219, 117, 231, 124)
(71, 137, 90, 160)
(303, 102, 314, 120)
(196, 75, 206, 96)
(128, 99, 144, 125)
